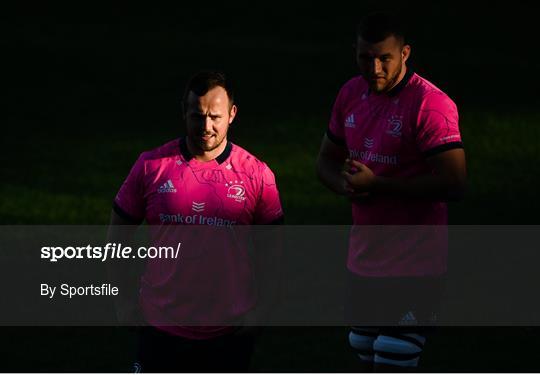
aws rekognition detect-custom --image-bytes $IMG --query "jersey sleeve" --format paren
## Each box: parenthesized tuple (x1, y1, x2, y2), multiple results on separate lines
(327, 83, 348, 146)
(253, 164, 284, 224)
(113, 153, 146, 224)
(416, 91, 464, 157)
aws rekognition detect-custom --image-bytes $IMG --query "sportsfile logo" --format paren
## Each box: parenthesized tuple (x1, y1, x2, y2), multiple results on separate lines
(192, 202, 205, 212)
(344, 114, 356, 128)
(158, 180, 177, 193)
(225, 181, 246, 203)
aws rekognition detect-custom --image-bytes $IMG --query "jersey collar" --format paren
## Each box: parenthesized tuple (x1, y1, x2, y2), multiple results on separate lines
(366, 68, 414, 97)
(387, 67, 413, 97)
(179, 137, 232, 165)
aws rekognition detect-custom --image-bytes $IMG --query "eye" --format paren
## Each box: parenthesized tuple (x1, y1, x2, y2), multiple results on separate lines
(209, 115, 220, 121)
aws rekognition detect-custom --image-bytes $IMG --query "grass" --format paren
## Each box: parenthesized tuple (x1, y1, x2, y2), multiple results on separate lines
(2, 112, 539, 371)
(2, 111, 539, 225)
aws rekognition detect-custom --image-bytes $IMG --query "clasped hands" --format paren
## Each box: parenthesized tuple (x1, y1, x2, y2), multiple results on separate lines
(341, 159, 376, 202)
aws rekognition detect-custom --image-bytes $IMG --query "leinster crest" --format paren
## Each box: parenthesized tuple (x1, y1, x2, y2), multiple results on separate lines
(386, 115, 403, 138)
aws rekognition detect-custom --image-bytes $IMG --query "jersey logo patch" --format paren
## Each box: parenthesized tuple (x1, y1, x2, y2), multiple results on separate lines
(386, 115, 403, 138)
(225, 181, 246, 203)
(157, 179, 177, 193)
(398, 311, 418, 326)
(364, 137, 374, 148)
(345, 114, 356, 128)
(192, 201, 205, 212)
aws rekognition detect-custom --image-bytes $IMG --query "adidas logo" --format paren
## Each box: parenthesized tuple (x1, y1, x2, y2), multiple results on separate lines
(399, 311, 418, 326)
(364, 137, 374, 148)
(157, 179, 177, 193)
(192, 201, 205, 212)
(345, 114, 356, 128)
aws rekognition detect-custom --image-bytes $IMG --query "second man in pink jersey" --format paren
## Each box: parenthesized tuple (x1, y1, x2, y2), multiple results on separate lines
(316, 11, 467, 372)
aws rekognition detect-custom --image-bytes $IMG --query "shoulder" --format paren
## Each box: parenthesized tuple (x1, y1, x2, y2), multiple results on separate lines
(229, 143, 275, 176)
(138, 139, 181, 162)
(128, 139, 181, 177)
(337, 75, 368, 100)
(408, 73, 457, 110)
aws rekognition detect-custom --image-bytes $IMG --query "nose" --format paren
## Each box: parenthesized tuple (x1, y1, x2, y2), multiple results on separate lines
(204, 116, 213, 132)
(371, 58, 383, 75)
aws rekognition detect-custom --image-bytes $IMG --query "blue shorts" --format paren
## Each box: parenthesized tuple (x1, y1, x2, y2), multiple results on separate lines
(345, 272, 446, 331)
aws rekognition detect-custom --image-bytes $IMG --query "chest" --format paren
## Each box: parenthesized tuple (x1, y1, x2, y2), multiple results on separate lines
(342, 95, 419, 170)
(143, 161, 258, 225)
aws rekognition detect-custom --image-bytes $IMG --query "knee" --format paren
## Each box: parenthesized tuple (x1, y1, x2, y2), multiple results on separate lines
(348, 328, 378, 362)
(373, 333, 425, 368)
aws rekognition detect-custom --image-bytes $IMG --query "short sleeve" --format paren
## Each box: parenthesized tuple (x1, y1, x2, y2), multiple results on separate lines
(416, 91, 463, 157)
(327, 84, 348, 146)
(113, 154, 146, 224)
(253, 164, 284, 224)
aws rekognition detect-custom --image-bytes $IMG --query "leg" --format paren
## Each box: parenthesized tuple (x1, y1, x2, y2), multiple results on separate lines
(373, 331, 426, 372)
(348, 327, 379, 372)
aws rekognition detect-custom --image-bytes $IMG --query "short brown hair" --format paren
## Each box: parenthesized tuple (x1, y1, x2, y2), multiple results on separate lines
(182, 71, 235, 113)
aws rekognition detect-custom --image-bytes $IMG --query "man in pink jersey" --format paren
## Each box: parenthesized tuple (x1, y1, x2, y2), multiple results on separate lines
(316, 12, 466, 371)
(108, 71, 283, 372)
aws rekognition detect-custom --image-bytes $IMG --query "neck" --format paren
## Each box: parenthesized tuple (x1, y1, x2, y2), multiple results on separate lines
(186, 137, 228, 162)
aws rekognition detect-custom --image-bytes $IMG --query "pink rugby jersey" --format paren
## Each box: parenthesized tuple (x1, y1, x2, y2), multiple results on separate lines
(328, 70, 463, 277)
(114, 138, 283, 339)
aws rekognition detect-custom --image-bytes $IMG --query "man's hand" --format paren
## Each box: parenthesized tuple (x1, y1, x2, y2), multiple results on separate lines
(342, 159, 376, 193)
(343, 149, 466, 201)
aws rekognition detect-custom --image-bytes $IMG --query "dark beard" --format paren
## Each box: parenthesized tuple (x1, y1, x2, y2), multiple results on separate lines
(192, 135, 224, 153)
(369, 62, 403, 94)
(380, 63, 403, 93)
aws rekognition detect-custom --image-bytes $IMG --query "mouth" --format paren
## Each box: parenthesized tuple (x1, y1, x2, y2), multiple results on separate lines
(200, 134, 215, 141)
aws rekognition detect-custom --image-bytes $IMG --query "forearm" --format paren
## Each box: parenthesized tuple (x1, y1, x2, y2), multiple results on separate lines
(106, 212, 143, 323)
(106, 261, 140, 301)
(316, 158, 348, 196)
(252, 228, 283, 323)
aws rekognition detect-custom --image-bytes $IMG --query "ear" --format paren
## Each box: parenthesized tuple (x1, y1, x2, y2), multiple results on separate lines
(402, 44, 411, 63)
(228, 104, 237, 124)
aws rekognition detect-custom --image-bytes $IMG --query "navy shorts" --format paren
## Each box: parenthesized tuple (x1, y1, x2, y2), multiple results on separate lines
(345, 272, 446, 332)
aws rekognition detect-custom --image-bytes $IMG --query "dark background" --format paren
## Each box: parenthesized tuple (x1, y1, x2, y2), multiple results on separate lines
(1, 1, 539, 372)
